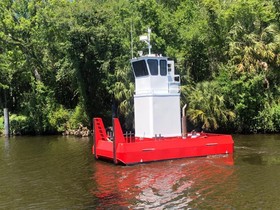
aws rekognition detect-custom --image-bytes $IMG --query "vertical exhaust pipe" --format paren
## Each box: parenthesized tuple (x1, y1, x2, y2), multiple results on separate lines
(182, 104, 187, 139)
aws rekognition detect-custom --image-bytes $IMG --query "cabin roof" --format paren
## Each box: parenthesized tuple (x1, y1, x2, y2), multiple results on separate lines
(131, 54, 168, 62)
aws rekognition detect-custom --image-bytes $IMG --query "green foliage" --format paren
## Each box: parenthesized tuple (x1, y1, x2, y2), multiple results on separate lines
(48, 106, 70, 133)
(67, 0, 124, 122)
(254, 101, 280, 132)
(22, 81, 56, 134)
(10, 114, 29, 135)
(215, 62, 280, 133)
(232, 74, 266, 132)
(67, 103, 89, 130)
(0, 116, 3, 134)
(113, 63, 135, 130)
(185, 81, 235, 131)
(0, 114, 29, 135)
(0, 0, 279, 134)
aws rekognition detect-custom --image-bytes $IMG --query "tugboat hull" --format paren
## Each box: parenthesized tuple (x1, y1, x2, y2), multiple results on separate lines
(93, 118, 234, 165)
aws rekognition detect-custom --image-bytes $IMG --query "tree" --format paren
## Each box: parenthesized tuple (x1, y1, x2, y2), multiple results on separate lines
(221, 0, 280, 132)
(185, 81, 235, 131)
(0, 0, 78, 133)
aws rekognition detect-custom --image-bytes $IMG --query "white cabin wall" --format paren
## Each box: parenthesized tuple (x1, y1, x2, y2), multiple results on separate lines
(134, 96, 153, 138)
(135, 76, 168, 95)
(134, 94, 181, 138)
(152, 95, 181, 137)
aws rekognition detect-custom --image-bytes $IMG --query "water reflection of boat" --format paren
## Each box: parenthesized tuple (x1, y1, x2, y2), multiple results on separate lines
(93, 28, 234, 165)
(91, 155, 234, 209)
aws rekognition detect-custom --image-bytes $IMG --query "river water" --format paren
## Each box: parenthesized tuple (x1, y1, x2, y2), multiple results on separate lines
(1, 134, 280, 209)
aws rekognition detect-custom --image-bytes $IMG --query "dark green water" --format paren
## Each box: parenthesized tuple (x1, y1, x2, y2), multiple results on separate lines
(1, 134, 280, 209)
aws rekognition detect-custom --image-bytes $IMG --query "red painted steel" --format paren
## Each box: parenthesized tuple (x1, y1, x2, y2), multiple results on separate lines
(93, 118, 234, 165)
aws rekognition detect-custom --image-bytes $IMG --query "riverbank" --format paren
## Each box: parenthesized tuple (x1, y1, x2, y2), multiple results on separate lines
(0, 124, 92, 137)
(62, 124, 91, 137)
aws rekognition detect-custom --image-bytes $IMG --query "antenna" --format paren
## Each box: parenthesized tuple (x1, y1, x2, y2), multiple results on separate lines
(130, 20, 133, 59)
(147, 28, 151, 55)
(139, 28, 152, 55)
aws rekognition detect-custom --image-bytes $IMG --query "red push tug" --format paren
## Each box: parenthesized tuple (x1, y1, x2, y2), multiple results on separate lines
(93, 29, 234, 165)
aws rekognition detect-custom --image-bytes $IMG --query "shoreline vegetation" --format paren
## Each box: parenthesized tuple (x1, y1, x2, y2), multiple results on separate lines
(62, 124, 91, 137)
(0, 0, 280, 136)
(0, 120, 92, 137)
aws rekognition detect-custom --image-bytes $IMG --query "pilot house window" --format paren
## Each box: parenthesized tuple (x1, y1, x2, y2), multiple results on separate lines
(160, 60, 167, 76)
(147, 59, 158, 75)
(132, 60, 149, 77)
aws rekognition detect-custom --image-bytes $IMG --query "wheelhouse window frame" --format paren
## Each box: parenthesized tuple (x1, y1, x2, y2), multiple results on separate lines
(132, 60, 149, 77)
(147, 59, 158, 76)
(160, 60, 167, 76)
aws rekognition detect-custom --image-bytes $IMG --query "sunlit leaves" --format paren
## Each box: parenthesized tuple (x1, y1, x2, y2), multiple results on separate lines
(187, 81, 235, 131)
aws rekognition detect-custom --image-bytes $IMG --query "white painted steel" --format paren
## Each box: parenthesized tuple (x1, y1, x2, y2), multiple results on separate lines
(132, 55, 181, 138)
(134, 94, 181, 138)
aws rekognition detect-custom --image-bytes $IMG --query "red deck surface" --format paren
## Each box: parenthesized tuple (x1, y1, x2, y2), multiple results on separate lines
(93, 118, 234, 165)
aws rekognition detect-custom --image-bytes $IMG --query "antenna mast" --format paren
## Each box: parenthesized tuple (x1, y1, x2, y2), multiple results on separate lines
(139, 28, 152, 55)
(147, 28, 151, 55)
(130, 20, 133, 59)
